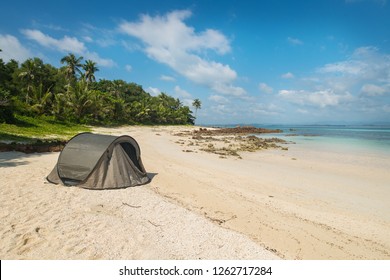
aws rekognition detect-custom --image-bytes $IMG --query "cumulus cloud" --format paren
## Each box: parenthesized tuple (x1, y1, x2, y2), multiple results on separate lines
(21, 29, 86, 54)
(146, 87, 161, 96)
(21, 29, 115, 67)
(160, 75, 176, 82)
(85, 51, 116, 67)
(361, 84, 387, 96)
(209, 95, 230, 104)
(287, 37, 303, 45)
(279, 89, 353, 108)
(274, 46, 390, 121)
(174, 85, 192, 98)
(318, 60, 367, 75)
(251, 103, 280, 115)
(119, 10, 245, 96)
(125, 64, 132, 72)
(211, 82, 246, 97)
(317, 46, 390, 82)
(209, 104, 232, 115)
(83, 36, 93, 43)
(0, 34, 32, 62)
(281, 72, 295, 79)
(258, 83, 274, 94)
(119, 10, 230, 54)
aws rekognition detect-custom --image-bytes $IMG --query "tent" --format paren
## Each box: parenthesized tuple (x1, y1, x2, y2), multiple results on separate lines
(47, 132, 150, 189)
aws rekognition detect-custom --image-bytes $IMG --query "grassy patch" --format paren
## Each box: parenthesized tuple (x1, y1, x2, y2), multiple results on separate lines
(0, 115, 91, 143)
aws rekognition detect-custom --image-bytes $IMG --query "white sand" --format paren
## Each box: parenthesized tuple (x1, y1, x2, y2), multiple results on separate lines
(1, 125, 390, 259)
(0, 148, 278, 260)
(96, 125, 390, 259)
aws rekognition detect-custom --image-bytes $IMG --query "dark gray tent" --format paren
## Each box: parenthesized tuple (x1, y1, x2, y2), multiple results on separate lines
(47, 132, 150, 189)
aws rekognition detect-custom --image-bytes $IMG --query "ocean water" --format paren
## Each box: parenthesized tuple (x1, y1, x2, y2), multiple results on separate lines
(259, 125, 390, 156)
(211, 124, 390, 156)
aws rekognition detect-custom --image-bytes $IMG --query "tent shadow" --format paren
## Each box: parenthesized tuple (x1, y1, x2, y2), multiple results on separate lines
(0, 152, 45, 168)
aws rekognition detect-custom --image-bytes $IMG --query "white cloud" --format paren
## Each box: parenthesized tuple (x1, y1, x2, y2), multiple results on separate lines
(160, 75, 176, 82)
(251, 103, 280, 115)
(361, 84, 387, 96)
(21, 29, 115, 67)
(287, 37, 303, 46)
(174, 85, 192, 98)
(317, 46, 390, 82)
(318, 60, 366, 75)
(146, 87, 161, 96)
(209, 104, 232, 115)
(0, 34, 32, 62)
(83, 36, 93, 43)
(119, 10, 245, 96)
(80, 23, 117, 48)
(281, 72, 295, 79)
(297, 109, 309, 114)
(258, 83, 274, 94)
(279, 89, 353, 108)
(125, 64, 132, 72)
(21, 29, 86, 54)
(84, 51, 116, 67)
(276, 46, 390, 120)
(119, 10, 230, 55)
(211, 82, 246, 97)
(305, 46, 390, 105)
(209, 95, 230, 104)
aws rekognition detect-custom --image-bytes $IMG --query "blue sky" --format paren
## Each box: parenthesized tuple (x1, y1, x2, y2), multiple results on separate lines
(1, 0, 390, 124)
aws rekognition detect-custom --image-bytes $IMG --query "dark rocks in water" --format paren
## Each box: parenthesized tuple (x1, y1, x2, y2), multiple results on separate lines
(195, 126, 282, 135)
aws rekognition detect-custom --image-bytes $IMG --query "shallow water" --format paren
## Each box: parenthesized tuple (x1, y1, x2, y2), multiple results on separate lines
(271, 125, 390, 156)
(212, 124, 390, 157)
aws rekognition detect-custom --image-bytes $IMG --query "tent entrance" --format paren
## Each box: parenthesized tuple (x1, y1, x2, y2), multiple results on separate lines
(120, 142, 143, 171)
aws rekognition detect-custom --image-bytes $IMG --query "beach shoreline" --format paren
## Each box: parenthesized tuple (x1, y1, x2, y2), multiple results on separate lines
(1, 125, 390, 259)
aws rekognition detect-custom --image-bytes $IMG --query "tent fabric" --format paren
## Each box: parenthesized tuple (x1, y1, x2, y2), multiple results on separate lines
(47, 132, 150, 189)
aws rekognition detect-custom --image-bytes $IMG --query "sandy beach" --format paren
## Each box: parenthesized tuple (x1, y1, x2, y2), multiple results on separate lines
(1, 126, 390, 259)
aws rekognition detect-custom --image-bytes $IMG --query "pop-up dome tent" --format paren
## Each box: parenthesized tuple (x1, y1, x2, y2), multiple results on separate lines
(47, 133, 150, 189)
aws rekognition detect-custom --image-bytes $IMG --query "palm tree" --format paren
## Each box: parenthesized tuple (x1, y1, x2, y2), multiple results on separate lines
(192, 98, 201, 120)
(18, 59, 37, 103)
(62, 80, 92, 122)
(29, 84, 52, 115)
(83, 60, 99, 83)
(60, 53, 83, 82)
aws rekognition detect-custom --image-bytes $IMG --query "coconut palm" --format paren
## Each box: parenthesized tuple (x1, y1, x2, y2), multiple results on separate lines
(83, 60, 99, 83)
(192, 98, 201, 119)
(63, 80, 93, 122)
(18, 59, 37, 103)
(29, 84, 52, 115)
(60, 53, 83, 82)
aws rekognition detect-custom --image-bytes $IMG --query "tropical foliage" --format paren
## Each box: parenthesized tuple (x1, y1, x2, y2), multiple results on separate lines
(0, 53, 195, 125)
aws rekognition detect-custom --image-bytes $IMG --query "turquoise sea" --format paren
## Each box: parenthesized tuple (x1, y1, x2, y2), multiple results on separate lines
(211, 124, 390, 156)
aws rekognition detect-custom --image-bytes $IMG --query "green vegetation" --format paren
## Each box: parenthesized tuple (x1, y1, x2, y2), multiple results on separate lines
(0, 52, 196, 141)
(0, 115, 90, 142)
